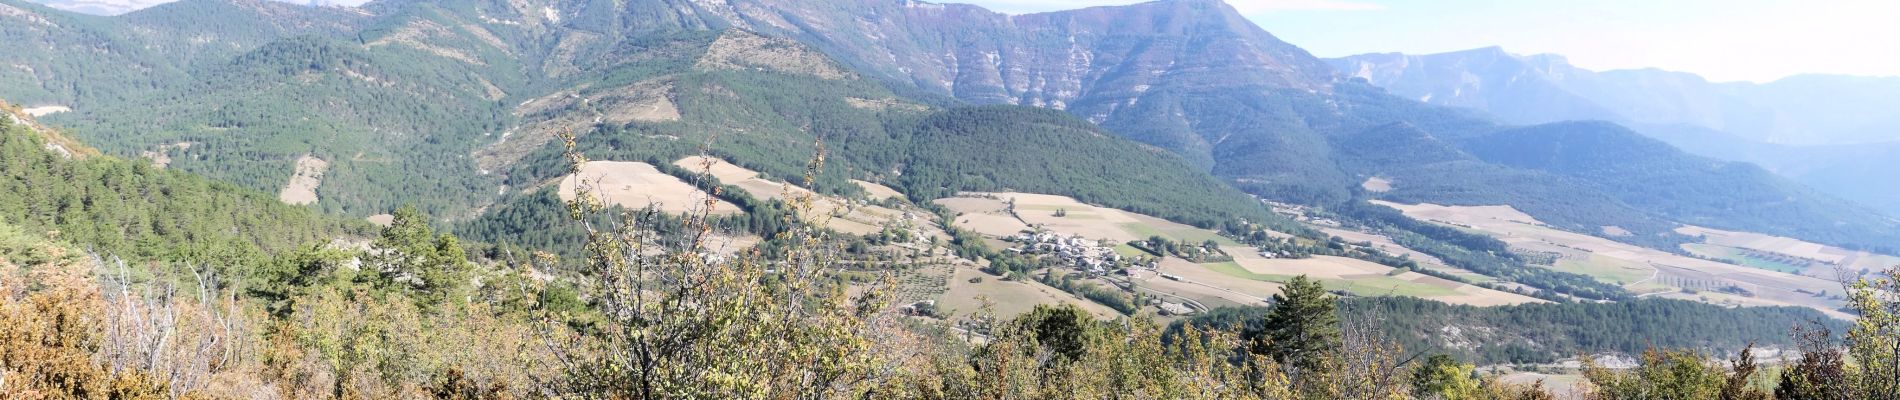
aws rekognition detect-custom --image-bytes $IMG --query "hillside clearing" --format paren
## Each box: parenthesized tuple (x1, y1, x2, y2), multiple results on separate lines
(21, 105, 70, 116)
(1360, 176, 1392, 192)
(277, 155, 328, 205)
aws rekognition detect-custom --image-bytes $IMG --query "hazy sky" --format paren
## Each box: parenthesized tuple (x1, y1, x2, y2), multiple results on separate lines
(962, 0, 1900, 83)
(31, 0, 1898, 82)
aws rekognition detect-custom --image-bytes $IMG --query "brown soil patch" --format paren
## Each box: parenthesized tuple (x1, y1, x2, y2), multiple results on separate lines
(844, 97, 928, 112)
(367, 20, 484, 65)
(938, 266, 1121, 319)
(277, 155, 328, 205)
(476, 81, 678, 171)
(851, 179, 904, 201)
(695, 31, 851, 80)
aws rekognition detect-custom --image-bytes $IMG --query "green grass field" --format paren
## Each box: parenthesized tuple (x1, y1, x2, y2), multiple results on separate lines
(1115, 243, 1158, 258)
(1681, 243, 1807, 274)
(1322, 276, 1461, 297)
(1118, 222, 1240, 245)
(1199, 261, 1290, 282)
(1550, 254, 1654, 285)
(1195, 261, 1458, 298)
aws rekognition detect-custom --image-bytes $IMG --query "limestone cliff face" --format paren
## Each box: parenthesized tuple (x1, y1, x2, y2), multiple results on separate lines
(710, 0, 1338, 109)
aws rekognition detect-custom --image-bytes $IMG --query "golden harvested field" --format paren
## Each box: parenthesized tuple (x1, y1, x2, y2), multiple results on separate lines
(935, 193, 1542, 307)
(1005, 193, 1152, 243)
(1221, 251, 1543, 306)
(1374, 200, 1849, 316)
(941, 192, 1229, 244)
(851, 179, 904, 200)
(675, 155, 761, 183)
(673, 156, 906, 235)
(936, 197, 1033, 237)
(1154, 258, 1283, 304)
(558, 161, 742, 215)
(1677, 225, 1900, 274)
(938, 266, 1121, 319)
(1135, 271, 1268, 309)
(1551, 253, 1654, 285)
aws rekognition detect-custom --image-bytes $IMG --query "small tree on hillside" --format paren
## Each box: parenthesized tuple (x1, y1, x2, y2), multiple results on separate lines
(1844, 264, 1900, 400)
(542, 133, 899, 398)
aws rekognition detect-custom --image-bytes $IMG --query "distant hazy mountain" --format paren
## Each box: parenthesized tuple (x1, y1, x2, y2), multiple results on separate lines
(1331, 47, 1900, 146)
(1330, 47, 1900, 215)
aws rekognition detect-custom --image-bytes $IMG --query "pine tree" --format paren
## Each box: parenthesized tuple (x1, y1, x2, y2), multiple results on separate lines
(1255, 275, 1340, 373)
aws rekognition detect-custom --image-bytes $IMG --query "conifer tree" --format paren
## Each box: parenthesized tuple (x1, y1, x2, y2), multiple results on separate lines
(1255, 275, 1341, 373)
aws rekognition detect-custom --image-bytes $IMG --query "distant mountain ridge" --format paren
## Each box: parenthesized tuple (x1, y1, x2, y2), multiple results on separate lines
(1329, 47, 1900, 215)
(1329, 46, 1900, 146)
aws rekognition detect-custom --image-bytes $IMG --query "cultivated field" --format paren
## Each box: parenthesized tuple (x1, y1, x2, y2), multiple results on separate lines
(939, 192, 1227, 244)
(1373, 200, 1851, 317)
(851, 179, 904, 200)
(1677, 225, 1900, 276)
(557, 161, 742, 215)
(673, 156, 906, 235)
(938, 265, 1122, 319)
(936, 196, 1033, 237)
(936, 193, 1543, 307)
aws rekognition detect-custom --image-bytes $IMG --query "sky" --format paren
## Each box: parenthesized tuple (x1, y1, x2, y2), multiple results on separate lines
(960, 0, 1900, 83)
(28, 0, 1899, 83)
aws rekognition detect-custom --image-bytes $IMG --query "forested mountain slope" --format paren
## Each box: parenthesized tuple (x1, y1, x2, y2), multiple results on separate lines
(1459, 121, 1900, 249)
(0, 102, 364, 268)
(3, 0, 1894, 253)
(674, 0, 1900, 252)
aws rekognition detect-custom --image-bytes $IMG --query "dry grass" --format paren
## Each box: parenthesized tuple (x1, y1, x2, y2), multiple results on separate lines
(694, 31, 852, 79)
(672, 156, 900, 235)
(934, 193, 1540, 307)
(557, 161, 742, 215)
(937, 266, 1121, 319)
(1676, 225, 1900, 274)
(851, 179, 904, 201)
(1378, 200, 1849, 315)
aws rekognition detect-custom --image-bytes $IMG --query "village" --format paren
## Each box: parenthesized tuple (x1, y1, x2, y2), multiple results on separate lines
(1003, 231, 1149, 276)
